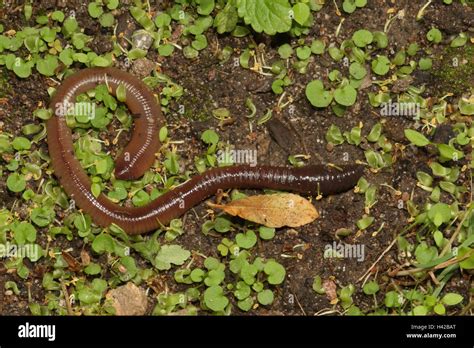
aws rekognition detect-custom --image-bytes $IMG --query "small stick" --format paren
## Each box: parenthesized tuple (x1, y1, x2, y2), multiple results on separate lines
(357, 237, 397, 283)
(61, 281, 74, 315)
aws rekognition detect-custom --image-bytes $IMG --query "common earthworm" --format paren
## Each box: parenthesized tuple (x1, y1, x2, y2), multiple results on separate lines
(47, 68, 363, 235)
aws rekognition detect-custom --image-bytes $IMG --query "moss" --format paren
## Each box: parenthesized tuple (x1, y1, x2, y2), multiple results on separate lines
(0, 69, 11, 98)
(182, 96, 212, 121)
(432, 43, 474, 95)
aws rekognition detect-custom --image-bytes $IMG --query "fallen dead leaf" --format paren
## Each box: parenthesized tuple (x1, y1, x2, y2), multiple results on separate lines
(61, 251, 82, 272)
(208, 193, 318, 228)
(80, 249, 90, 266)
(323, 279, 338, 303)
(105, 282, 148, 315)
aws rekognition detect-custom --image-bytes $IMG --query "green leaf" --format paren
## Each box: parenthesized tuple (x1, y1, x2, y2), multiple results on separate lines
(204, 257, 221, 270)
(204, 285, 229, 312)
(158, 43, 174, 57)
(257, 289, 274, 305)
(13, 222, 37, 244)
(292, 3, 310, 25)
(201, 129, 219, 145)
(237, 297, 254, 311)
(12, 58, 32, 78)
(215, 2, 238, 33)
(367, 123, 382, 142)
(116, 83, 127, 103)
(52, 10, 65, 22)
(437, 144, 464, 161)
(415, 241, 438, 264)
(325, 124, 344, 145)
(352, 29, 373, 47)
(441, 293, 463, 306)
(427, 28, 442, 43)
(413, 305, 428, 316)
(312, 275, 325, 294)
(450, 33, 467, 48)
(363, 281, 379, 295)
(36, 55, 59, 76)
(404, 129, 430, 146)
(99, 13, 115, 27)
(31, 206, 55, 227)
(130, 6, 155, 32)
(278, 43, 293, 59)
(305, 80, 333, 108)
(84, 263, 101, 275)
(237, 0, 292, 35)
(427, 203, 452, 227)
(373, 31, 388, 48)
(349, 62, 367, 79)
(235, 230, 257, 249)
(434, 303, 446, 315)
(155, 13, 171, 28)
(328, 46, 344, 61)
(154, 245, 191, 270)
(234, 281, 251, 300)
(106, 0, 119, 10)
(334, 84, 357, 106)
(12, 136, 31, 150)
(459, 247, 474, 270)
(311, 39, 325, 54)
(204, 269, 225, 286)
(88, 2, 104, 18)
(7, 173, 26, 192)
(264, 260, 286, 285)
(258, 226, 275, 240)
(192, 34, 208, 51)
(296, 46, 311, 60)
(357, 215, 374, 230)
(371, 55, 390, 75)
(197, 0, 215, 15)
(385, 291, 403, 308)
(418, 57, 432, 70)
(407, 43, 419, 56)
(458, 97, 474, 115)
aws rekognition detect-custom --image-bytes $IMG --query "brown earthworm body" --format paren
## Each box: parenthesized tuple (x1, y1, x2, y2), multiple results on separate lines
(47, 68, 363, 235)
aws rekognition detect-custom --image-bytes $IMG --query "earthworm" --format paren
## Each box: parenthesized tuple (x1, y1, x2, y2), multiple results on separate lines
(47, 68, 363, 235)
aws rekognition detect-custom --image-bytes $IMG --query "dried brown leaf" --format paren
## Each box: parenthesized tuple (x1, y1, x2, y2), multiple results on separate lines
(208, 193, 318, 228)
(323, 279, 338, 303)
(61, 251, 82, 272)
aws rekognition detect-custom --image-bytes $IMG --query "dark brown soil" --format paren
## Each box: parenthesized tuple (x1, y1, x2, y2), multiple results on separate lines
(0, 0, 472, 315)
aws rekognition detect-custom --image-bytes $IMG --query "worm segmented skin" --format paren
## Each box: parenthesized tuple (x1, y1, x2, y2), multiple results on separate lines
(47, 68, 364, 235)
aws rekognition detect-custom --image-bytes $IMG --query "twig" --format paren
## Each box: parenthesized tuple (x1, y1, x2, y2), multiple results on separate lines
(391, 250, 472, 276)
(440, 203, 472, 257)
(61, 281, 73, 315)
(294, 293, 307, 316)
(357, 237, 397, 283)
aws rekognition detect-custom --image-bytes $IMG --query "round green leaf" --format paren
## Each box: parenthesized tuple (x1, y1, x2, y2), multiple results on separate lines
(305, 80, 333, 108)
(334, 85, 357, 106)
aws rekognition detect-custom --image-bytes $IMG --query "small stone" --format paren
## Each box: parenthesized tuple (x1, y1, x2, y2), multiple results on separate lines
(130, 58, 156, 79)
(132, 29, 154, 51)
(106, 282, 148, 315)
(401, 192, 410, 201)
(326, 143, 334, 152)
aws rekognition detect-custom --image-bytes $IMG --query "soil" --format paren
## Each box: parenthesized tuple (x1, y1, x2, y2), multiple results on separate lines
(0, 0, 472, 315)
